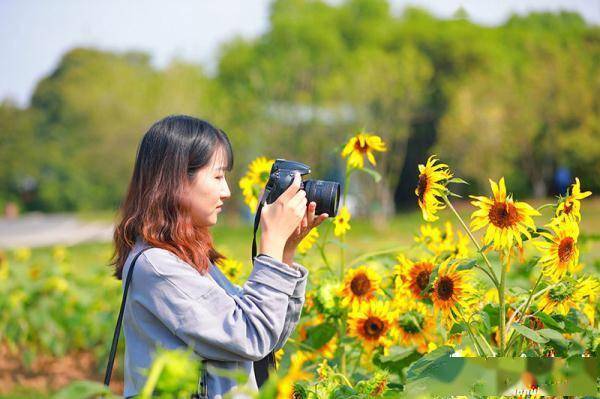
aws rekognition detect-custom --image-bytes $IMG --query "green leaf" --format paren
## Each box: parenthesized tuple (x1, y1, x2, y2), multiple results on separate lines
(303, 323, 337, 350)
(537, 328, 569, 349)
(406, 346, 461, 383)
(537, 312, 565, 330)
(511, 323, 549, 344)
(456, 259, 477, 271)
(360, 167, 382, 183)
(447, 177, 469, 185)
(374, 346, 422, 375)
(53, 381, 115, 399)
(448, 191, 463, 198)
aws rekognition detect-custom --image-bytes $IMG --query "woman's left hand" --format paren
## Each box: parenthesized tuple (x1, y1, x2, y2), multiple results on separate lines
(283, 201, 328, 259)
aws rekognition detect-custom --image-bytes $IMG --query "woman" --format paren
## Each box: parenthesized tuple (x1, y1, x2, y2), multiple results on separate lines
(111, 115, 327, 398)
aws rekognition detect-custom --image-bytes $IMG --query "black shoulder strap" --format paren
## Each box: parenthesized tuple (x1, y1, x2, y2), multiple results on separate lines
(104, 247, 151, 386)
(251, 187, 277, 388)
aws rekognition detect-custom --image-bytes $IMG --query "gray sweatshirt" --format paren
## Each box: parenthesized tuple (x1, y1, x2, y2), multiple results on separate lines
(121, 239, 308, 398)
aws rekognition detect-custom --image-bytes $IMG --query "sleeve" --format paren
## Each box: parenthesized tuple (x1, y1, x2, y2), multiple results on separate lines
(133, 249, 304, 362)
(273, 261, 308, 352)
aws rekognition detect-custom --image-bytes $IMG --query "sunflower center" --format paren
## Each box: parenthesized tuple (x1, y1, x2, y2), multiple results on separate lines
(548, 282, 574, 302)
(353, 140, 368, 153)
(362, 317, 385, 338)
(436, 276, 454, 301)
(563, 200, 573, 214)
(558, 237, 575, 263)
(416, 270, 431, 291)
(398, 311, 425, 334)
(350, 274, 372, 297)
(417, 174, 429, 202)
(488, 201, 520, 228)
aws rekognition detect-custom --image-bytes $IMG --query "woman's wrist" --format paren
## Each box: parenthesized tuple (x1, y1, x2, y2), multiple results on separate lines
(259, 236, 285, 262)
(282, 247, 296, 268)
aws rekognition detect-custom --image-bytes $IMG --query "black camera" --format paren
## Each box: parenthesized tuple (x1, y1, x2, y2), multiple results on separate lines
(263, 159, 340, 217)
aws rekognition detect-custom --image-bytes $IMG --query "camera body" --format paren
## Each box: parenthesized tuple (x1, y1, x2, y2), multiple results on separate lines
(264, 159, 340, 217)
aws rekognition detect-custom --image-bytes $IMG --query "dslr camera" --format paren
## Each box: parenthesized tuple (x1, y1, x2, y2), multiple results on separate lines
(264, 159, 340, 217)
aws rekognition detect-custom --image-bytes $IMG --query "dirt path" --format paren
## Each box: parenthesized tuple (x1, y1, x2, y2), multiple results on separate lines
(0, 213, 113, 249)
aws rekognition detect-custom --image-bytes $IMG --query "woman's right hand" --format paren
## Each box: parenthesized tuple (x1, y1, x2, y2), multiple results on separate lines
(259, 173, 307, 262)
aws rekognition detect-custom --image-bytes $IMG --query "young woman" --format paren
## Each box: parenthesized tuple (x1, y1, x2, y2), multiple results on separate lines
(111, 115, 327, 398)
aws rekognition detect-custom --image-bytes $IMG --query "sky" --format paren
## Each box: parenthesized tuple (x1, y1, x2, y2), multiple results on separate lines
(1, 0, 598, 107)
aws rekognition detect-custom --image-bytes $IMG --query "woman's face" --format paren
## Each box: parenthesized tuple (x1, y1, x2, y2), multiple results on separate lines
(187, 147, 231, 227)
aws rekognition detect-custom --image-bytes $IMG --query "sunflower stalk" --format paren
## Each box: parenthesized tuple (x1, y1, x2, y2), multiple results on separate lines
(442, 194, 500, 288)
(498, 253, 508, 356)
(505, 273, 543, 337)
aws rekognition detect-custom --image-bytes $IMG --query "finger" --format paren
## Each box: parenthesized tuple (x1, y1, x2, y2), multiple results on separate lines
(288, 188, 307, 207)
(307, 202, 316, 226)
(312, 213, 328, 228)
(301, 214, 308, 230)
(278, 172, 302, 202)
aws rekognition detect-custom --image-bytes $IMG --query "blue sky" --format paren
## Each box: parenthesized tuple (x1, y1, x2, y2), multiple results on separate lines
(1, 0, 598, 106)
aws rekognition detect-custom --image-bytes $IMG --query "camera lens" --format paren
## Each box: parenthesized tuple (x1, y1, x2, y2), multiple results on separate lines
(303, 179, 340, 217)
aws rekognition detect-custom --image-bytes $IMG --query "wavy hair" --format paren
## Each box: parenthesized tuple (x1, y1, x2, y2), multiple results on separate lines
(112, 115, 233, 279)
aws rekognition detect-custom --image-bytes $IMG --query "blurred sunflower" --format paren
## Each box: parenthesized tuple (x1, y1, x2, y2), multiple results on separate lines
(394, 254, 435, 300)
(469, 177, 540, 250)
(297, 228, 319, 254)
(431, 259, 477, 326)
(276, 351, 312, 399)
(341, 132, 387, 169)
(333, 205, 351, 237)
(339, 265, 381, 308)
(414, 224, 443, 247)
(216, 258, 244, 282)
(555, 178, 591, 222)
(347, 300, 397, 353)
(391, 301, 435, 353)
(238, 157, 274, 212)
(415, 155, 453, 222)
(537, 276, 599, 318)
(534, 219, 580, 280)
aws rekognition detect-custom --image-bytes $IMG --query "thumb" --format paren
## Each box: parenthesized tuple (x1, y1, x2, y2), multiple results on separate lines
(278, 172, 302, 202)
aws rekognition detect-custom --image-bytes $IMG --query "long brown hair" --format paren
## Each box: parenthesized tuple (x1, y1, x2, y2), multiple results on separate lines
(112, 115, 233, 279)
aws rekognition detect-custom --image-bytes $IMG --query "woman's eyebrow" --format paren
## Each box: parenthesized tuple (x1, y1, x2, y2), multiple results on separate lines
(213, 166, 228, 171)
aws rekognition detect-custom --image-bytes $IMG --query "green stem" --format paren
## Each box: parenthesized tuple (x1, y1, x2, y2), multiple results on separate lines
(464, 322, 484, 356)
(442, 195, 500, 288)
(505, 273, 543, 336)
(339, 165, 351, 280)
(498, 254, 508, 356)
(140, 356, 165, 398)
(351, 346, 364, 376)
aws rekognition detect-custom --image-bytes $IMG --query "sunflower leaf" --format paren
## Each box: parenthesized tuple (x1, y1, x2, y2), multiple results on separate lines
(479, 242, 494, 253)
(303, 323, 337, 350)
(360, 167, 382, 183)
(537, 329, 569, 350)
(447, 177, 469, 185)
(456, 260, 477, 271)
(536, 312, 565, 331)
(511, 322, 549, 344)
(448, 191, 463, 198)
(405, 346, 460, 383)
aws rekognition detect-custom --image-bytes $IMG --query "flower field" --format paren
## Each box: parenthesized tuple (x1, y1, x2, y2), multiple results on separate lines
(1, 132, 599, 398)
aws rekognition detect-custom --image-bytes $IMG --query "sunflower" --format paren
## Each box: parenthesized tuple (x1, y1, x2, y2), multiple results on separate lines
(341, 132, 387, 169)
(339, 265, 381, 308)
(394, 254, 435, 300)
(537, 276, 599, 318)
(297, 228, 319, 255)
(276, 351, 312, 399)
(431, 258, 477, 327)
(391, 301, 436, 353)
(414, 224, 443, 247)
(469, 177, 540, 250)
(238, 157, 274, 212)
(534, 219, 580, 281)
(333, 206, 351, 237)
(415, 155, 453, 222)
(555, 178, 592, 222)
(347, 300, 397, 353)
(216, 257, 244, 282)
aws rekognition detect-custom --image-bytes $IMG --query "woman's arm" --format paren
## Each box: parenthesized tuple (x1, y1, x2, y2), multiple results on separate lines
(132, 248, 304, 362)
(272, 261, 308, 352)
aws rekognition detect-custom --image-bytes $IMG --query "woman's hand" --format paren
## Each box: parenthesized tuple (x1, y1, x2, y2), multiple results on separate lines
(283, 201, 328, 266)
(259, 173, 308, 262)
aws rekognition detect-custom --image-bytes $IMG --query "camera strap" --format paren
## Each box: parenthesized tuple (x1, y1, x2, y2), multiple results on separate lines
(251, 187, 277, 388)
(104, 247, 208, 399)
